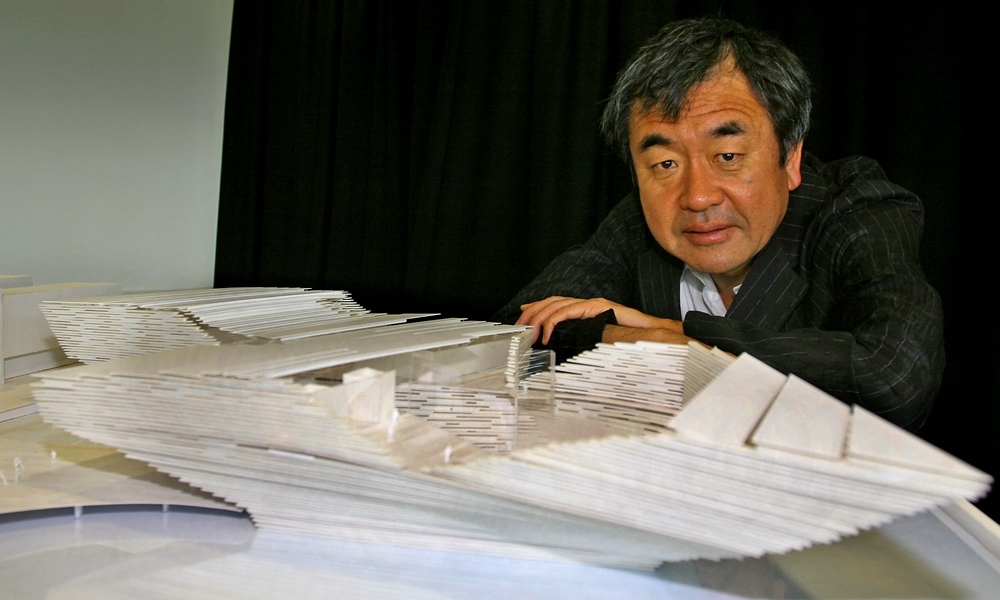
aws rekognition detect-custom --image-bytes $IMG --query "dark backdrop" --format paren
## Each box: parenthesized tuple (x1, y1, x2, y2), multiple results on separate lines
(214, 1, 998, 520)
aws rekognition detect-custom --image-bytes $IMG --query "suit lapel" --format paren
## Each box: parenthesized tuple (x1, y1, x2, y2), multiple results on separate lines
(637, 246, 685, 320)
(725, 159, 826, 329)
(726, 240, 808, 329)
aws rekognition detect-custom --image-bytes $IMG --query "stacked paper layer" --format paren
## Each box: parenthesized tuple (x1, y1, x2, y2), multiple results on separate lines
(39, 287, 434, 363)
(31, 317, 992, 568)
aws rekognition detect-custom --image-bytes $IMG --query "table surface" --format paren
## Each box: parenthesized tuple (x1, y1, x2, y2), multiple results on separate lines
(0, 502, 998, 599)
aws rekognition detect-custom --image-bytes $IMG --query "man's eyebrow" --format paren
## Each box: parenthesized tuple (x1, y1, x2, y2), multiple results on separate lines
(711, 120, 747, 137)
(638, 121, 746, 151)
(638, 133, 672, 152)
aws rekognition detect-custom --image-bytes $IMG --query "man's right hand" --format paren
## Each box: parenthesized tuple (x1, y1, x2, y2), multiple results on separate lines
(515, 296, 689, 345)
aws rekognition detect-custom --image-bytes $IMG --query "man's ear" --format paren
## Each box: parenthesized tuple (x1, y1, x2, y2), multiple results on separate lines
(785, 140, 804, 191)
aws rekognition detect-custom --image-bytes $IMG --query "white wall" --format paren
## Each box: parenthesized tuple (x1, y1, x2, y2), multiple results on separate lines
(0, 0, 233, 292)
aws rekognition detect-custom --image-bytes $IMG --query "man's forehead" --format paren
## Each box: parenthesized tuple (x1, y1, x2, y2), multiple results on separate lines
(627, 74, 772, 143)
(628, 104, 754, 135)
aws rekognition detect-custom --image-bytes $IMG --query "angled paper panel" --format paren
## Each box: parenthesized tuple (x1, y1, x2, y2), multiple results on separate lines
(751, 374, 851, 459)
(848, 405, 992, 482)
(669, 352, 787, 447)
(681, 343, 735, 403)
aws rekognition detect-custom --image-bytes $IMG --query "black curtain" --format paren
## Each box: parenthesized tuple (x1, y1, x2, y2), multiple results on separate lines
(215, 1, 998, 520)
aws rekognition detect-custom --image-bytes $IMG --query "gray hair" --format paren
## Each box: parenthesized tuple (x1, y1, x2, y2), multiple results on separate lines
(600, 17, 812, 164)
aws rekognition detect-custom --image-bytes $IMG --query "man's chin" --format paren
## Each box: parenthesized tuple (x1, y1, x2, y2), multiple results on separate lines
(675, 251, 752, 279)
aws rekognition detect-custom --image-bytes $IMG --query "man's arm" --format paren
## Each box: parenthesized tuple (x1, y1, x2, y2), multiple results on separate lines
(602, 323, 697, 345)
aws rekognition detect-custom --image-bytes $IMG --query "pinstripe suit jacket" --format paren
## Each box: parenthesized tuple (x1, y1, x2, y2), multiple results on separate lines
(496, 154, 944, 430)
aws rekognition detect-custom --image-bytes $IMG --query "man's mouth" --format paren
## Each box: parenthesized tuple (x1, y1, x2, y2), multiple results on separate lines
(683, 223, 734, 245)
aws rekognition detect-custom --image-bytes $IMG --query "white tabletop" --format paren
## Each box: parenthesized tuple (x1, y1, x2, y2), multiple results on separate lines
(1, 501, 999, 599)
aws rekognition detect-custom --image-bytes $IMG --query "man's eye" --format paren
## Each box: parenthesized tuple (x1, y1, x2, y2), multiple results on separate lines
(655, 160, 676, 169)
(719, 153, 738, 162)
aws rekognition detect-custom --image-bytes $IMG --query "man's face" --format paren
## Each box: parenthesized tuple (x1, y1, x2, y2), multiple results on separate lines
(628, 64, 803, 284)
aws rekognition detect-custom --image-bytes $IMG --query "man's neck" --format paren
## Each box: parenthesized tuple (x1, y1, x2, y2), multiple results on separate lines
(711, 273, 746, 310)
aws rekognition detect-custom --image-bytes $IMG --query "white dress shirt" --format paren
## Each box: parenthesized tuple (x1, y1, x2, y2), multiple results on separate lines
(679, 265, 740, 319)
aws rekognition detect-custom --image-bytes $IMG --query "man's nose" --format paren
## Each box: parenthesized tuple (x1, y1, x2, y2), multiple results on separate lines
(679, 160, 723, 211)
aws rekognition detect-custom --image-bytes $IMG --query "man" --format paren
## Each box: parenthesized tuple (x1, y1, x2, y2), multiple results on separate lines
(496, 17, 943, 431)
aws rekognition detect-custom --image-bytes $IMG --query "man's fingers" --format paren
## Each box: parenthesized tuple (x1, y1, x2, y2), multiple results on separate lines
(516, 297, 580, 343)
(535, 298, 621, 344)
(516, 298, 557, 342)
(517, 296, 573, 325)
(516, 297, 605, 344)
(518, 297, 653, 345)
(538, 300, 608, 343)
(531, 299, 586, 344)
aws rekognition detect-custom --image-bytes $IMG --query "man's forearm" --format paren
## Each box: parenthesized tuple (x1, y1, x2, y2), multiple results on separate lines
(602, 323, 697, 346)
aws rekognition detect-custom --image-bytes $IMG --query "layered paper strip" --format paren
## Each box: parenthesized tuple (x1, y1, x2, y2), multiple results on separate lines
(3, 282, 122, 379)
(31, 315, 992, 569)
(39, 287, 434, 363)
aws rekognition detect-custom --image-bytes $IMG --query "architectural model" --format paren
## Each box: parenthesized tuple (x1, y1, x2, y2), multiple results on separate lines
(31, 288, 993, 569)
